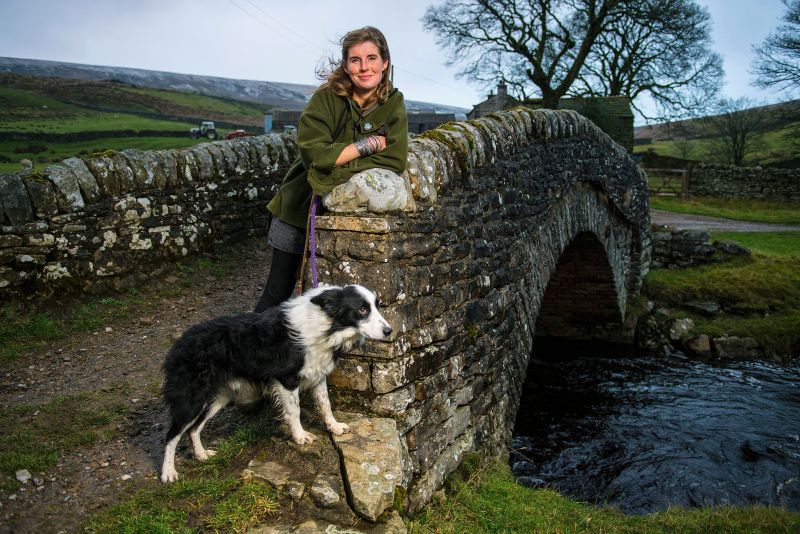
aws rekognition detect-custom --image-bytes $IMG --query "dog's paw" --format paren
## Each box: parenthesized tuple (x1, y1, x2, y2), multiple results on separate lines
(293, 431, 316, 445)
(327, 421, 350, 435)
(195, 448, 217, 461)
(160, 469, 179, 484)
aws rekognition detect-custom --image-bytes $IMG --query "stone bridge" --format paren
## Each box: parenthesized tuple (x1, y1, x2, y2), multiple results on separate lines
(0, 107, 650, 519)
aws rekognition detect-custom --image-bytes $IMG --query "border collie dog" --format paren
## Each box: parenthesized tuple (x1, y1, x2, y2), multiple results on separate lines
(160, 284, 392, 483)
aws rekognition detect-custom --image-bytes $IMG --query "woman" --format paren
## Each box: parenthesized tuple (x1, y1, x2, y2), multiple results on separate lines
(254, 26, 408, 313)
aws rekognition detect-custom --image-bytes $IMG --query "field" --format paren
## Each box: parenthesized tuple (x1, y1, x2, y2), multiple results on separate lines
(0, 73, 269, 173)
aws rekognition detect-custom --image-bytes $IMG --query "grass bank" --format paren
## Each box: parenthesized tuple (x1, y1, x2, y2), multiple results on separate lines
(644, 232, 800, 355)
(410, 460, 800, 533)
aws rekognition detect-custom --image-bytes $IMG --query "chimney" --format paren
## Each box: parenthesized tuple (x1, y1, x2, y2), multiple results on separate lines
(498, 82, 507, 97)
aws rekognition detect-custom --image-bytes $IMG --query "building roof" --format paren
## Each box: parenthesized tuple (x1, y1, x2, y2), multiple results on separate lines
(524, 95, 634, 117)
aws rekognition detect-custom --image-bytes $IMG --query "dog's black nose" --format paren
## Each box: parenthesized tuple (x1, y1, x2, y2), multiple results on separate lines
(383, 326, 393, 338)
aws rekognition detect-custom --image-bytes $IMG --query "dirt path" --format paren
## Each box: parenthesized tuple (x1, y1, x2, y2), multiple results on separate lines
(0, 240, 272, 533)
(651, 209, 800, 232)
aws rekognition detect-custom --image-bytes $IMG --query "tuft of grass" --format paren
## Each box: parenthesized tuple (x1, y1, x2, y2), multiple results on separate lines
(0, 382, 132, 493)
(206, 480, 280, 532)
(410, 461, 800, 533)
(0, 304, 64, 362)
(650, 196, 800, 226)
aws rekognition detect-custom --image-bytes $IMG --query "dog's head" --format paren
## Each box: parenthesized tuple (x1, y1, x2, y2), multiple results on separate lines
(308, 284, 393, 341)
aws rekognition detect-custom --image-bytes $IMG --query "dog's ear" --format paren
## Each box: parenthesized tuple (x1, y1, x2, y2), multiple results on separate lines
(310, 288, 343, 316)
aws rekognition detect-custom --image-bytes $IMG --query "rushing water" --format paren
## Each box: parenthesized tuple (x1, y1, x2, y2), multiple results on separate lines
(511, 339, 800, 514)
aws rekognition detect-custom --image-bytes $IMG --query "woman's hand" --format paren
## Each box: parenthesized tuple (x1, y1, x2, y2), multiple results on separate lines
(372, 135, 387, 152)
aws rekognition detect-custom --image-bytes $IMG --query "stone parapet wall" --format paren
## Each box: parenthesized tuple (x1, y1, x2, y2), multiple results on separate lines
(314, 107, 650, 512)
(0, 134, 296, 296)
(688, 162, 800, 202)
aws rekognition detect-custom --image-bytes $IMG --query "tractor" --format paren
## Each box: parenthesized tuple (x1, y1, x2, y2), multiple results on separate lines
(189, 121, 218, 140)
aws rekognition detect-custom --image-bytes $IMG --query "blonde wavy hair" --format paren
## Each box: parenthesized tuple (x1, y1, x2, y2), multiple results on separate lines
(317, 26, 393, 109)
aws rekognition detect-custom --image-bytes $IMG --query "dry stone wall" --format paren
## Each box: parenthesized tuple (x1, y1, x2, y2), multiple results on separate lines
(688, 162, 800, 202)
(313, 108, 650, 512)
(0, 134, 296, 297)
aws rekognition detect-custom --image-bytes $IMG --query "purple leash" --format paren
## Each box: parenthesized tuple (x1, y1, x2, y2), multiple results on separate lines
(308, 195, 320, 289)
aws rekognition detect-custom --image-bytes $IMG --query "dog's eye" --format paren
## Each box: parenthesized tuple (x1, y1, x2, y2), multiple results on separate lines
(359, 305, 369, 316)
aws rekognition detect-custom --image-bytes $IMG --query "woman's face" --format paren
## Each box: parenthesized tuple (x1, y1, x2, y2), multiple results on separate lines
(346, 40, 388, 100)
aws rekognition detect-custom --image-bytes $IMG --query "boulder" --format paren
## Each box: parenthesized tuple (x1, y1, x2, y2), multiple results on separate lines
(712, 336, 761, 360)
(323, 168, 416, 213)
(685, 334, 711, 356)
(668, 318, 695, 342)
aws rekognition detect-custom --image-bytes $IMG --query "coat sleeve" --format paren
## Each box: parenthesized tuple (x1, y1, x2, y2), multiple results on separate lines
(308, 92, 409, 195)
(297, 91, 349, 179)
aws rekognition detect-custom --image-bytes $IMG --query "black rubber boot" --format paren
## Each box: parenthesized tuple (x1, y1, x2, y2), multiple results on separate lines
(254, 247, 303, 313)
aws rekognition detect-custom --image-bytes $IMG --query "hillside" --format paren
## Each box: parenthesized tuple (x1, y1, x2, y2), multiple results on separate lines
(0, 73, 267, 131)
(0, 73, 277, 172)
(634, 99, 800, 168)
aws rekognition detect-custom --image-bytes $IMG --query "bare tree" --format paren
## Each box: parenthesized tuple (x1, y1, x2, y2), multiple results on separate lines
(703, 97, 769, 166)
(752, 0, 800, 93)
(422, 0, 626, 109)
(572, 0, 723, 121)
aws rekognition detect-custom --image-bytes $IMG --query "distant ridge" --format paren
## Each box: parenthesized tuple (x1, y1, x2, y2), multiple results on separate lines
(0, 57, 469, 115)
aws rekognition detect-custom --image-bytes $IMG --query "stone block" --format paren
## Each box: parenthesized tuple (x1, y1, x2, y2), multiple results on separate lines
(332, 415, 405, 522)
(63, 158, 101, 202)
(22, 174, 59, 219)
(328, 357, 371, 391)
(45, 165, 85, 212)
(685, 334, 711, 356)
(0, 173, 34, 225)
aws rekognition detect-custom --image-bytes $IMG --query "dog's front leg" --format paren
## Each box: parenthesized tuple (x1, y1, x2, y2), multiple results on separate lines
(312, 378, 350, 435)
(274, 383, 316, 444)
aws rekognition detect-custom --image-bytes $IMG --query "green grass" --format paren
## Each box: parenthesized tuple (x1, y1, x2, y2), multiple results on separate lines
(0, 74, 268, 171)
(650, 196, 800, 225)
(85, 477, 278, 534)
(644, 232, 800, 355)
(85, 412, 279, 533)
(410, 461, 800, 533)
(127, 87, 267, 118)
(0, 382, 132, 493)
(0, 111, 196, 134)
(712, 231, 800, 257)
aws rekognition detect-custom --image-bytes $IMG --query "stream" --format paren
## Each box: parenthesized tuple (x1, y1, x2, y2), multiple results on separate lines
(511, 338, 800, 514)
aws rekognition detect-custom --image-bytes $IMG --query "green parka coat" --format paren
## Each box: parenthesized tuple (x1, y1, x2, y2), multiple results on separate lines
(267, 86, 409, 228)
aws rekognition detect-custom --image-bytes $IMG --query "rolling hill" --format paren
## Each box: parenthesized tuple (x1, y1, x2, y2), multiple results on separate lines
(0, 56, 469, 115)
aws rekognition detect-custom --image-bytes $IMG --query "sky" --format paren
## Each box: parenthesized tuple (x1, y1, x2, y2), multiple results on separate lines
(0, 0, 793, 119)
